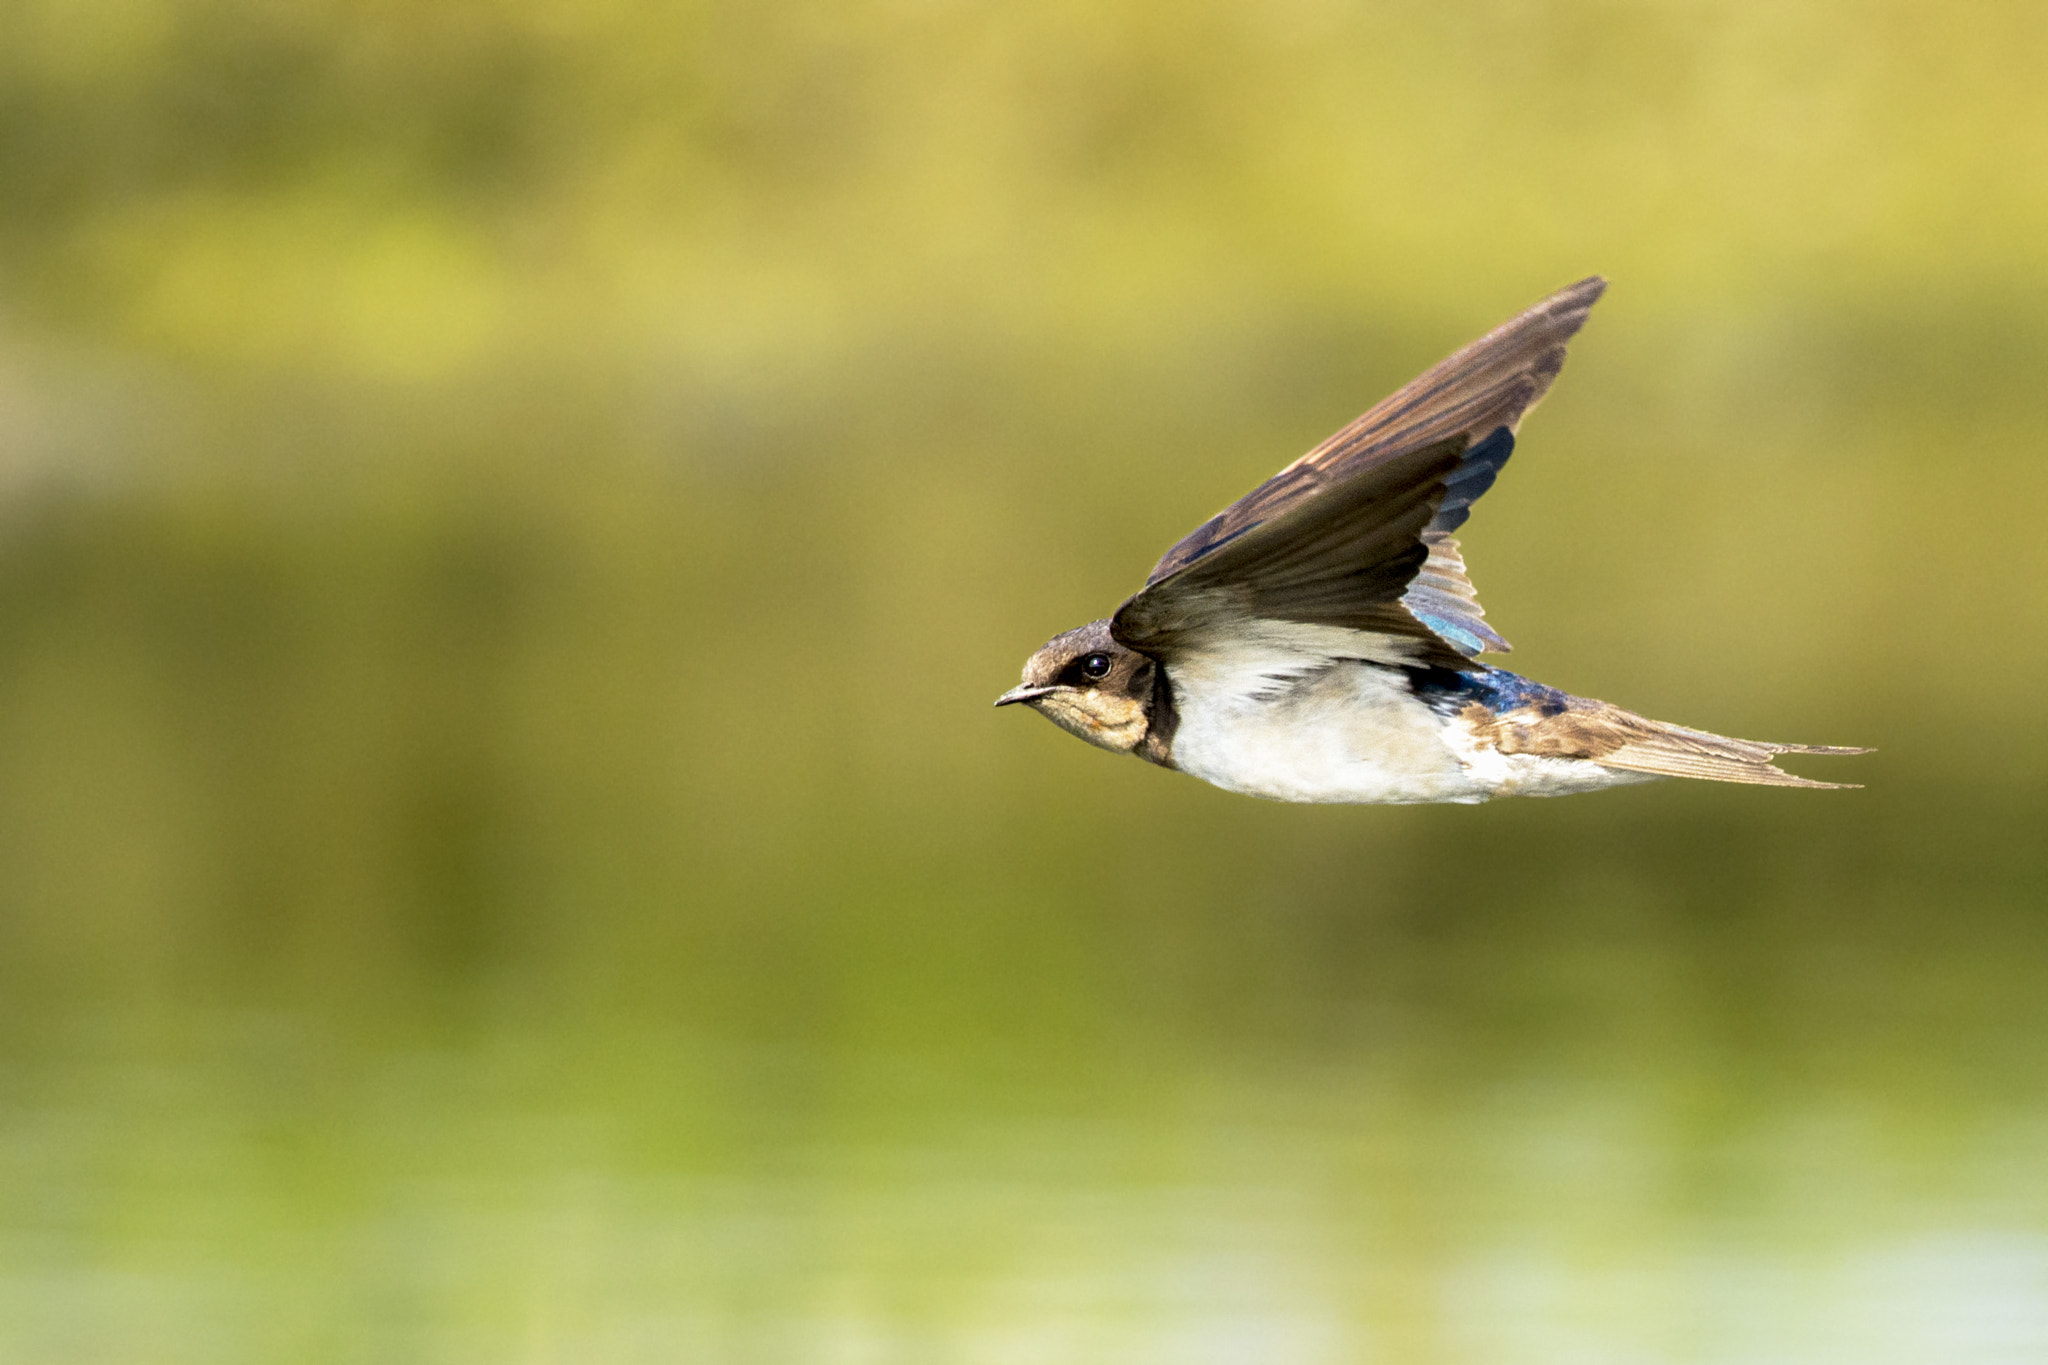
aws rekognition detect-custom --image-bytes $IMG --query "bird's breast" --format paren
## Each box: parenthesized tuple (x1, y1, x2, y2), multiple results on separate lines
(1165, 660, 1488, 804)
(1160, 659, 1655, 804)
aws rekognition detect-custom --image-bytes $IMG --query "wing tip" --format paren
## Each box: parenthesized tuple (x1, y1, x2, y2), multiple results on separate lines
(1490, 275, 1609, 429)
(1530, 275, 1607, 340)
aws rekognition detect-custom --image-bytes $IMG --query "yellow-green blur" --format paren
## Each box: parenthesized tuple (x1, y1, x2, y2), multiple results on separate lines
(1, 3, 2045, 1361)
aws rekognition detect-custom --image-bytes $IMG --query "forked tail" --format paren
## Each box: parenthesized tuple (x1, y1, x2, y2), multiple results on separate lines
(1587, 714, 1869, 788)
(1475, 691, 1870, 788)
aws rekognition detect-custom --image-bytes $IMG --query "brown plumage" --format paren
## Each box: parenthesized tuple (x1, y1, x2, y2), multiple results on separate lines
(1465, 699, 1868, 789)
(1117, 277, 1607, 668)
(1144, 277, 1604, 585)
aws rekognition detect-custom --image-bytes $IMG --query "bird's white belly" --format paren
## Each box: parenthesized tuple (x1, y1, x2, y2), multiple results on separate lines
(1168, 662, 1647, 805)
(1169, 663, 1482, 804)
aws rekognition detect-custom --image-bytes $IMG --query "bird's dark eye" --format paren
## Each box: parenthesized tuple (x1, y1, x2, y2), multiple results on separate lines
(1080, 652, 1113, 680)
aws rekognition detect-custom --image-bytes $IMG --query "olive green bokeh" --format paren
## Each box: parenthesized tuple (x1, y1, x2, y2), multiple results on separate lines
(1, 2, 2046, 1361)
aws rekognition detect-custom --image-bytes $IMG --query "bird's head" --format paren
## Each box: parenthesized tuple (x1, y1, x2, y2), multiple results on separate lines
(994, 619, 1157, 754)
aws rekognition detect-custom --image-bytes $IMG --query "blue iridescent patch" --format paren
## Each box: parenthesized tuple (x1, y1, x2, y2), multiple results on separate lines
(1409, 612, 1490, 657)
(1403, 664, 1572, 719)
(1429, 426, 1514, 535)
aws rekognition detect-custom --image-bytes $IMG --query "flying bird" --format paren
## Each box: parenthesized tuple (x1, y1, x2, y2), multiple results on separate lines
(996, 277, 1866, 803)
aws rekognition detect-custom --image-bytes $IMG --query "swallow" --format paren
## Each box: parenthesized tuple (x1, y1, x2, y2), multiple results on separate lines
(996, 277, 1866, 803)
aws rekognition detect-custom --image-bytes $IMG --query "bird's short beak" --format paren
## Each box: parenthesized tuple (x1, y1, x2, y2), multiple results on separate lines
(994, 684, 1056, 708)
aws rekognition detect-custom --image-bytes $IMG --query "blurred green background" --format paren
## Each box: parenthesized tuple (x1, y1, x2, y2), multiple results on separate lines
(2, 1, 2046, 1361)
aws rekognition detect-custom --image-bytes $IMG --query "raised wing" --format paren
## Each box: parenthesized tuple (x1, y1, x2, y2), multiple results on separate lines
(1113, 277, 1606, 668)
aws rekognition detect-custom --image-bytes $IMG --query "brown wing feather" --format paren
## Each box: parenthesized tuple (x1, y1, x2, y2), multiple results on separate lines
(1115, 277, 1606, 665)
(1114, 435, 1467, 656)
(1144, 276, 1606, 585)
